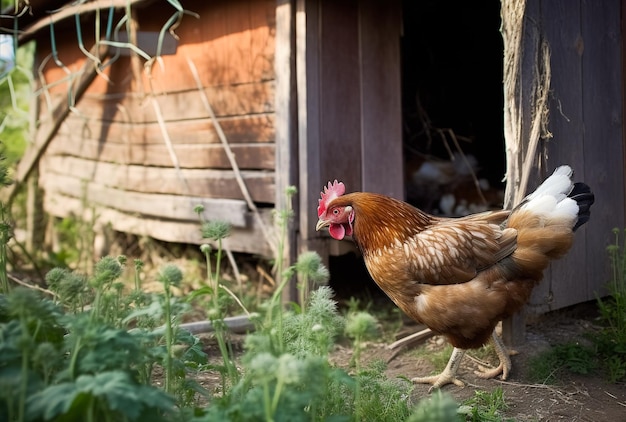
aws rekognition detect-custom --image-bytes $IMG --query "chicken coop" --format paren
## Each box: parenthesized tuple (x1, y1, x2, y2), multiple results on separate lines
(1, 0, 624, 323)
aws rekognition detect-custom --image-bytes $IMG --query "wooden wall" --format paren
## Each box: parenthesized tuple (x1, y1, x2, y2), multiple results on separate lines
(34, 0, 277, 256)
(522, 0, 624, 315)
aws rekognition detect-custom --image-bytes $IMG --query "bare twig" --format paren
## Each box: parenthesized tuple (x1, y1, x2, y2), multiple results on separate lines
(386, 327, 435, 362)
(8, 273, 58, 298)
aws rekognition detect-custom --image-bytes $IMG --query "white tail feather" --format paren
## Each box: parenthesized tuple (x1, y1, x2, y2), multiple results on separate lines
(520, 165, 578, 223)
(524, 165, 573, 202)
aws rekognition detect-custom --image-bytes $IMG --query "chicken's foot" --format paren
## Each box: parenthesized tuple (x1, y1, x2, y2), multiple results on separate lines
(474, 331, 512, 380)
(412, 347, 466, 391)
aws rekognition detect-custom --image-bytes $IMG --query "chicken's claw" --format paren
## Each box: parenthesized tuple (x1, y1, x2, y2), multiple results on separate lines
(474, 331, 512, 380)
(412, 372, 465, 392)
(474, 362, 506, 380)
(412, 346, 466, 391)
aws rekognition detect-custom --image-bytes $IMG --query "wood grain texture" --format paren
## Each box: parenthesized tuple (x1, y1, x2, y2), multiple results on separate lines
(43, 193, 275, 257)
(40, 155, 275, 203)
(39, 172, 250, 227)
(47, 138, 275, 169)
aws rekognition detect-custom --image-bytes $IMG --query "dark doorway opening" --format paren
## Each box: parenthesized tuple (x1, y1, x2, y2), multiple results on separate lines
(401, 0, 505, 216)
(329, 0, 506, 304)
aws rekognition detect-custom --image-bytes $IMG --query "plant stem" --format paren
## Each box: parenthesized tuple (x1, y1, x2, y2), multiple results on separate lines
(263, 381, 274, 422)
(204, 244, 239, 388)
(0, 204, 9, 293)
(163, 283, 174, 394)
(270, 377, 285, 416)
(69, 336, 82, 380)
(18, 335, 28, 422)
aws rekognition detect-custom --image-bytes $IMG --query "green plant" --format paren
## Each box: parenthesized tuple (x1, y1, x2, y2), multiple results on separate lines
(190, 211, 243, 392)
(412, 343, 454, 374)
(0, 183, 493, 421)
(592, 228, 626, 382)
(527, 342, 597, 384)
(344, 311, 379, 369)
(407, 390, 461, 422)
(0, 150, 13, 294)
(0, 286, 179, 422)
(459, 387, 511, 422)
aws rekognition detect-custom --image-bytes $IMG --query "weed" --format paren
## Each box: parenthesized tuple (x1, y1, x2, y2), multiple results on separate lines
(459, 387, 511, 421)
(407, 390, 461, 422)
(527, 342, 596, 384)
(344, 310, 379, 368)
(1, 181, 505, 421)
(591, 228, 626, 382)
(412, 342, 454, 374)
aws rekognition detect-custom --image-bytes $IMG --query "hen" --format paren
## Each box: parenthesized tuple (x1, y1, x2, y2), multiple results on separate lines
(315, 165, 594, 389)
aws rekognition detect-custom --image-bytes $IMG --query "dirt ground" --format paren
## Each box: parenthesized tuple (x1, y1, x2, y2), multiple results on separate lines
(196, 301, 626, 421)
(340, 302, 626, 422)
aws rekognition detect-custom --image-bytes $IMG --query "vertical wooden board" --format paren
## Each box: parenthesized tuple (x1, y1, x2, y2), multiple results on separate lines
(530, 0, 587, 313)
(275, 0, 299, 301)
(358, 0, 403, 198)
(275, 0, 298, 201)
(319, 0, 362, 192)
(579, 0, 624, 301)
(297, 0, 324, 242)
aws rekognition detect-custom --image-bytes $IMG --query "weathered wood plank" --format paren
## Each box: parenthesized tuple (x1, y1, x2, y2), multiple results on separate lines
(296, 0, 324, 246)
(40, 173, 250, 227)
(359, 0, 403, 198)
(41, 155, 275, 203)
(248, 0, 278, 83)
(275, 0, 299, 302)
(576, 0, 623, 298)
(224, 0, 253, 85)
(47, 138, 275, 170)
(49, 113, 276, 146)
(43, 193, 275, 257)
(38, 81, 276, 123)
(528, 0, 586, 314)
(141, 0, 276, 89)
(319, 0, 361, 192)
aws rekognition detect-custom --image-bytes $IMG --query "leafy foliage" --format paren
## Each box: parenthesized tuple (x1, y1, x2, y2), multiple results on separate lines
(0, 178, 522, 421)
(0, 256, 204, 421)
(527, 342, 597, 384)
(592, 228, 626, 382)
(407, 390, 461, 422)
(459, 387, 511, 422)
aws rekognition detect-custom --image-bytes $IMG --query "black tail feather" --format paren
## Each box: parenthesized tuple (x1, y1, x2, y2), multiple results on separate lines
(569, 182, 595, 231)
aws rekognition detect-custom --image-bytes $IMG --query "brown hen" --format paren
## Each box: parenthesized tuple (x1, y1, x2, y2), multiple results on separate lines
(315, 165, 594, 389)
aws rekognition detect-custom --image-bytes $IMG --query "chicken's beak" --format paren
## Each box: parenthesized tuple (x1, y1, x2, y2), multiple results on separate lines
(315, 219, 329, 231)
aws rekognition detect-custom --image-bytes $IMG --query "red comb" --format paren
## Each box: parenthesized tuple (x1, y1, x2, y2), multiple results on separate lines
(317, 180, 345, 217)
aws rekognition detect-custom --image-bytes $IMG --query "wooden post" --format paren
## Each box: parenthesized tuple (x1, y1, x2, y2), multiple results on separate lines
(276, 0, 299, 303)
(501, 0, 551, 345)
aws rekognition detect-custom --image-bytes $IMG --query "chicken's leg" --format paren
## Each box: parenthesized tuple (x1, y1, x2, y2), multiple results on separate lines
(474, 331, 512, 380)
(412, 347, 467, 390)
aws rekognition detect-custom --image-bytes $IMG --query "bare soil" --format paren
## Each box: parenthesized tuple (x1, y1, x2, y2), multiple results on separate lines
(196, 301, 626, 421)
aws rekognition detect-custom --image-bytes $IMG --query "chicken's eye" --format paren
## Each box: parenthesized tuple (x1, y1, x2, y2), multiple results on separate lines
(332, 208, 340, 215)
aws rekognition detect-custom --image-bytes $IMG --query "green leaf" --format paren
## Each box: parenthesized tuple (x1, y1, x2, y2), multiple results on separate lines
(26, 382, 80, 420)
